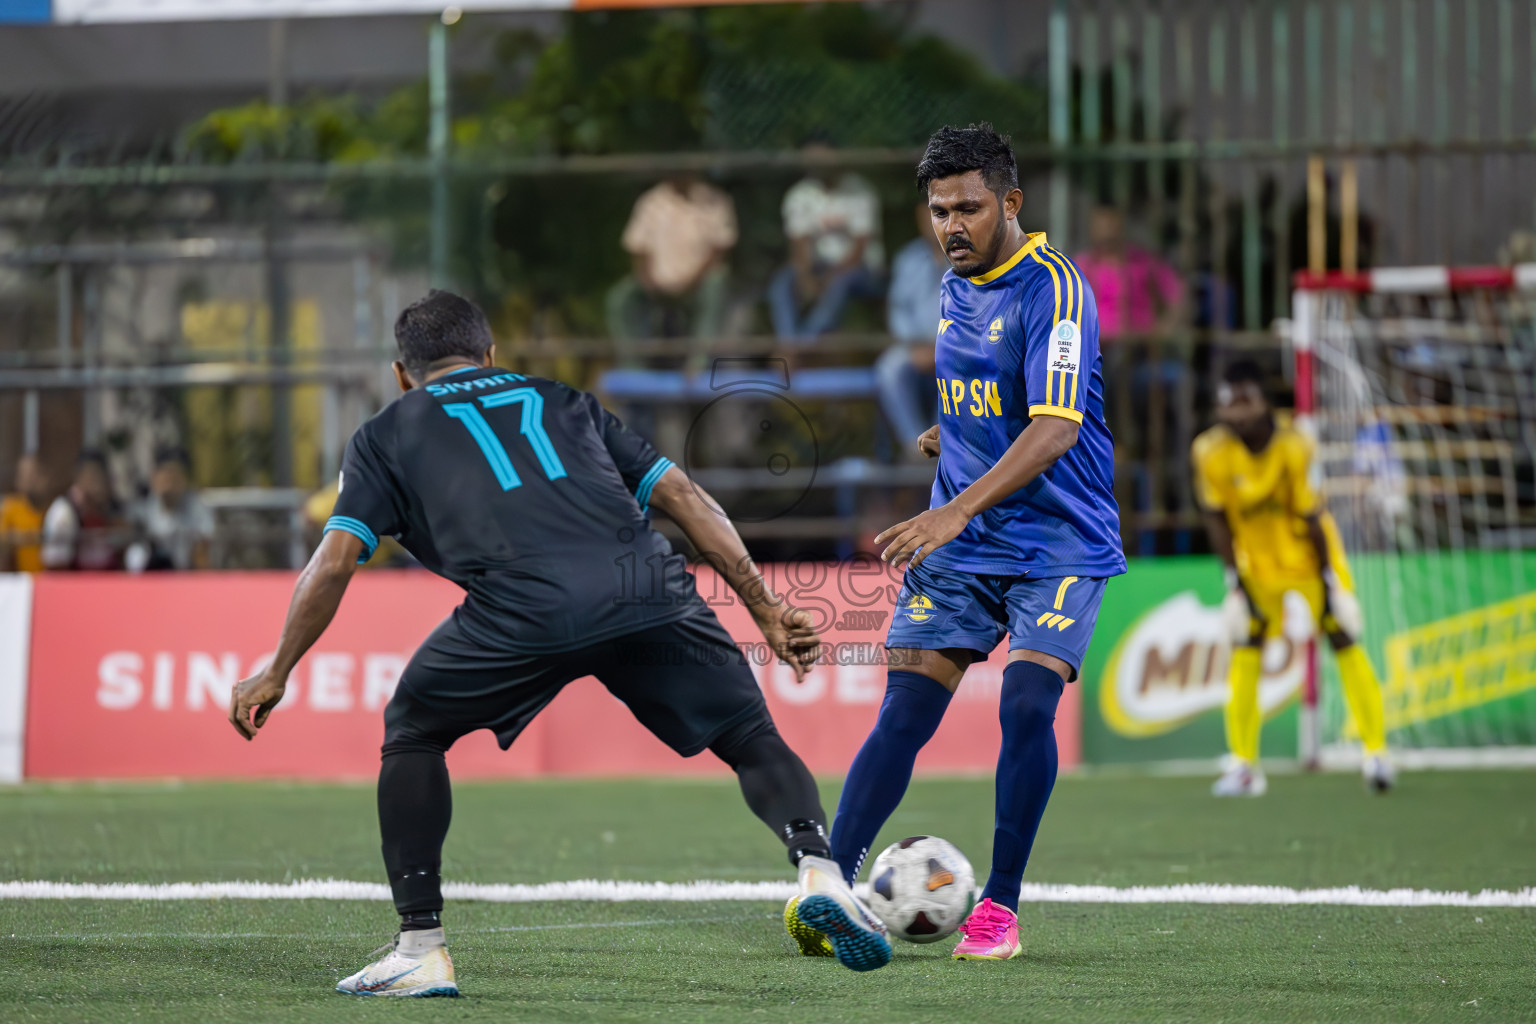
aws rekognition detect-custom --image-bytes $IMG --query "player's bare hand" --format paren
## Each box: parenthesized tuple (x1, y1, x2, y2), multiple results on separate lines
(228, 670, 287, 741)
(876, 502, 971, 570)
(917, 425, 941, 459)
(752, 602, 821, 683)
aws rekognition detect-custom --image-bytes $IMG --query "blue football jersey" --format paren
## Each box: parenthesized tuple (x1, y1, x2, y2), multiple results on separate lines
(923, 232, 1125, 577)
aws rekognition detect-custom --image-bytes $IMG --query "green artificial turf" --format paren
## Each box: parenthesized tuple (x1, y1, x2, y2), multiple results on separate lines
(2, 771, 1534, 1023)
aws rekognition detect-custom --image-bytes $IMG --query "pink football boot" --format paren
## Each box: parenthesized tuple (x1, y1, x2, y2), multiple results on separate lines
(951, 898, 1021, 960)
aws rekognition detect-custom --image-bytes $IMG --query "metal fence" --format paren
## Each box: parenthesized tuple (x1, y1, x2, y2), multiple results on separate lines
(0, 0, 1533, 566)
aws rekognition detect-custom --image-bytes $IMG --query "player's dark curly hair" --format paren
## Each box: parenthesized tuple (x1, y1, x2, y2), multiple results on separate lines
(394, 289, 494, 377)
(1222, 359, 1268, 389)
(915, 123, 1019, 200)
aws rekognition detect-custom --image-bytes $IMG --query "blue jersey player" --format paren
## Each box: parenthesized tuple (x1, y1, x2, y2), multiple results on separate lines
(792, 124, 1126, 962)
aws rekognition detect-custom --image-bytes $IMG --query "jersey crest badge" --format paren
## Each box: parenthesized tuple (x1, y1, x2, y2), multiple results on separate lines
(906, 594, 934, 622)
(987, 318, 1003, 344)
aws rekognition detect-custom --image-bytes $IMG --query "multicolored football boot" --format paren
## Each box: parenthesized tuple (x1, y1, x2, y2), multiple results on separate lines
(335, 932, 459, 997)
(783, 895, 836, 957)
(952, 897, 1021, 961)
(792, 855, 892, 972)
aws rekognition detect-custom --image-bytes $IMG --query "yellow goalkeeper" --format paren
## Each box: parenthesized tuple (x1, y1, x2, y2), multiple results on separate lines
(1192, 360, 1394, 797)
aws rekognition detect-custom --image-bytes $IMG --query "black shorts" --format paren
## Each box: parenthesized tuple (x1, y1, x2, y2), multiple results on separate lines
(383, 607, 767, 759)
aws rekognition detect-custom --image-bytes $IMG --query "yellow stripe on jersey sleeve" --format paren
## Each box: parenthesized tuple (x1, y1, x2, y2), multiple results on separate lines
(1029, 403, 1084, 424)
(1045, 246, 1086, 325)
(1030, 249, 1063, 324)
(1030, 249, 1064, 413)
(1036, 246, 1087, 413)
(1041, 246, 1078, 324)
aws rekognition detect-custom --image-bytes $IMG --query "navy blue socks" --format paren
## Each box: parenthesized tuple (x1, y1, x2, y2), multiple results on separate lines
(982, 660, 1065, 912)
(830, 671, 954, 884)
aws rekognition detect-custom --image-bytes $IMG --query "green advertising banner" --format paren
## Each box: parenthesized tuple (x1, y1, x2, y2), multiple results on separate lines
(1078, 551, 1536, 766)
(1322, 550, 1536, 750)
(1079, 557, 1300, 766)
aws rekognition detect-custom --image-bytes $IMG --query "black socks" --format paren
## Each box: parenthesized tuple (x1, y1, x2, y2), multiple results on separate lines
(378, 750, 453, 918)
(709, 718, 831, 867)
(783, 818, 832, 866)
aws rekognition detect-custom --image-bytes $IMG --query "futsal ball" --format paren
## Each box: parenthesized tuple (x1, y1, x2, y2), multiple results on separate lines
(865, 835, 976, 943)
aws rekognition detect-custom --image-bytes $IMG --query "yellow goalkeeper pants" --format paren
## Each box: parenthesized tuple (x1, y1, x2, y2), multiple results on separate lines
(1224, 641, 1388, 762)
(1336, 644, 1388, 755)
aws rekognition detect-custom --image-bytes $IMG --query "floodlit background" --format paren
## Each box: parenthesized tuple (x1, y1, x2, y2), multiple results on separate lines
(0, 4, 1533, 1019)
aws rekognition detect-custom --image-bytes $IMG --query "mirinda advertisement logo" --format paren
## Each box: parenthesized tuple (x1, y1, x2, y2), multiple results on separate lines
(1098, 590, 1313, 737)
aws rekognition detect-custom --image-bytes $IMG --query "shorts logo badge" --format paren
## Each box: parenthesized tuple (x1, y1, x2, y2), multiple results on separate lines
(987, 318, 1003, 344)
(906, 594, 934, 623)
(1035, 612, 1076, 631)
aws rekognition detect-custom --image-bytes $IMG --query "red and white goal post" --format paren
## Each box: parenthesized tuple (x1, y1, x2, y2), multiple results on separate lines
(1290, 265, 1536, 769)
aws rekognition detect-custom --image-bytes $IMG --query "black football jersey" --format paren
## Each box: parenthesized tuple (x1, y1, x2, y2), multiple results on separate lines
(326, 366, 701, 652)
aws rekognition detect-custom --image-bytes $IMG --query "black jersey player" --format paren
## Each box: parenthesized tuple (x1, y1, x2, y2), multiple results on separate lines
(227, 291, 891, 995)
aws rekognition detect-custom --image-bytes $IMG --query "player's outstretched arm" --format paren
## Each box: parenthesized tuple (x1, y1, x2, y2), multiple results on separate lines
(878, 415, 1078, 569)
(227, 530, 363, 740)
(646, 466, 819, 681)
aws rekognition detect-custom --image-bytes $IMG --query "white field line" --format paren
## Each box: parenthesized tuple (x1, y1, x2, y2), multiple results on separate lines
(2, 879, 1534, 908)
(19, 915, 757, 942)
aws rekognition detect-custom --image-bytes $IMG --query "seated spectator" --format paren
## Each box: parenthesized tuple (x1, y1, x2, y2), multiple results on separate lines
(605, 173, 737, 370)
(42, 449, 125, 571)
(768, 144, 884, 342)
(876, 202, 947, 455)
(0, 453, 49, 572)
(130, 445, 214, 570)
(1074, 205, 1185, 342)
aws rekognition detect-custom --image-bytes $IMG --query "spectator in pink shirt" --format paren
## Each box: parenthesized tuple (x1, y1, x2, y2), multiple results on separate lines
(1074, 206, 1185, 341)
(1075, 206, 1194, 555)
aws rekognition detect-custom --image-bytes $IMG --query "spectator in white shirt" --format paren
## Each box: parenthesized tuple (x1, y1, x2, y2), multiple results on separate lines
(768, 144, 885, 342)
(606, 174, 738, 369)
(131, 445, 214, 570)
(41, 449, 125, 571)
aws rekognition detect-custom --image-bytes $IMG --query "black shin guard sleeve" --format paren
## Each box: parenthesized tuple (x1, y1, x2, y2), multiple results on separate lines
(378, 750, 453, 916)
(709, 718, 829, 863)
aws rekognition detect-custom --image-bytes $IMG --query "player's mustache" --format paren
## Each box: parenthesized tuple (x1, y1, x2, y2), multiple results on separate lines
(946, 238, 973, 254)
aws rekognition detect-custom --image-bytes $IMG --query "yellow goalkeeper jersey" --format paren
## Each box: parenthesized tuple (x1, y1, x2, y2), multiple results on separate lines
(1191, 418, 1335, 586)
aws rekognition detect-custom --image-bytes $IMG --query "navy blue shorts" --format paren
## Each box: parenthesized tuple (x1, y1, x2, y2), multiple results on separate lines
(884, 560, 1107, 678)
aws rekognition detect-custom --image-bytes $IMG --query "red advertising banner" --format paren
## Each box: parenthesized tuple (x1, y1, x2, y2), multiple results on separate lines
(23, 567, 1079, 780)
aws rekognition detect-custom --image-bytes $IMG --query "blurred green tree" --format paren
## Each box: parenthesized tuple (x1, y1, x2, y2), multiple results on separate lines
(182, 5, 1044, 340)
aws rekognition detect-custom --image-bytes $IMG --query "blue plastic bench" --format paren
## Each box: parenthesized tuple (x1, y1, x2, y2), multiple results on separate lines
(597, 366, 877, 402)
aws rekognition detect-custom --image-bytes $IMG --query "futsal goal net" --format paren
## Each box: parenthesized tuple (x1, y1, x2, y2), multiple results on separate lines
(1291, 265, 1536, 765)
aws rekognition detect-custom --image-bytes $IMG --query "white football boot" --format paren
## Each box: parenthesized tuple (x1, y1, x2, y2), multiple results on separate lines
(336, 929, 459, 997)
(1211, 760, 1268, 797)
(1362, 753, 1398, 793)
(791, 855, 892, 972)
